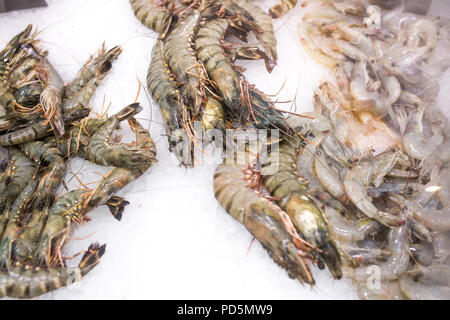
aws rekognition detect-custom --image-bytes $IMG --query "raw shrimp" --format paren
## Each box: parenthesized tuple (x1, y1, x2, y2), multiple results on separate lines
(13, 141, 67, 262)
(298, 3, 344, 68)
(0, 243, 105, 299)
(214, 153, 315, 284)
(84, 117, 157, 221)
(345, 225, 410, 281)
(384, 16, 438, 69)
(313, 150, 347, 203)
(357, 280, 406, 300)
(316, 82, 401, 157)
(0, 147, 36, 211)
(0, 26, 34, 112)
(61, 46, 121, 114)
(0, 25, 32, 70)
(432, 232, 450, 262)
(232, 0, 278, 68)
(323, 206, 381, 242)
(421, 139, 450, 179)
(244, 206, 313, 282)
(7, 56, 40, 91)
(344, 246, 391, 265)
(325, 23, 379, 62)
(0, 108, 90, 146)
(195, 19, 287, 131)
(85, 104, 154, 169)
(262, 130, 342, 279)
(64, 45, 122, 99)
(398, 198, 450, 232)
(47, 117, 106, 159)
(19, 141, 65, 210)
(409, 243, 434, 266)
(0, 114, 31, 135)
(349, 62, 401, 117)
(129, 0, 173, 36)
(320, 134, 356, 168)
(32, 189, 89, 267)
(18, 42, 65, 136)
(269, 0, 298, 18)
(164, 9, 205, 115)
(368, 181, 429, 204)
(295, 132, 326, 192)
(344, 150, 406, 227)
(62, 79, 104, 115)
(408, 264, 450, 287)
(281, 114, 329, 193)
(327, 0, 368, 15)
(437, 170, 450, 208)
(26, 118, 155, 266)
(399, 275, 450, 300)
(299, 24, 343, 69)
(224, 43, 273, 73)
(392, 66, 440, 104)
(0, 178, 39, 270)
(386, 168, 419, 180)
(147, 40, 188, 166)
(403, 110, 443, 161)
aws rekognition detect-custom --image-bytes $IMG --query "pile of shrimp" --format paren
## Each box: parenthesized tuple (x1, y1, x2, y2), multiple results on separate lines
(0, 26, 157, 299)
(294, 0, 450, 299)
(129, 0, 450, 298)
(130, 0, 298, 167)
(129, 0, 347, 285)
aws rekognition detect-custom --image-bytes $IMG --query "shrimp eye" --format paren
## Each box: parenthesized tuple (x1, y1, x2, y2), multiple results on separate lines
(100, 61, 112, 74)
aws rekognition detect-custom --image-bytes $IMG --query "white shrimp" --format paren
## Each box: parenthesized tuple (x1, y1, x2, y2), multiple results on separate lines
(345, 225, 410, 281)
(344, 150, 406, 227)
